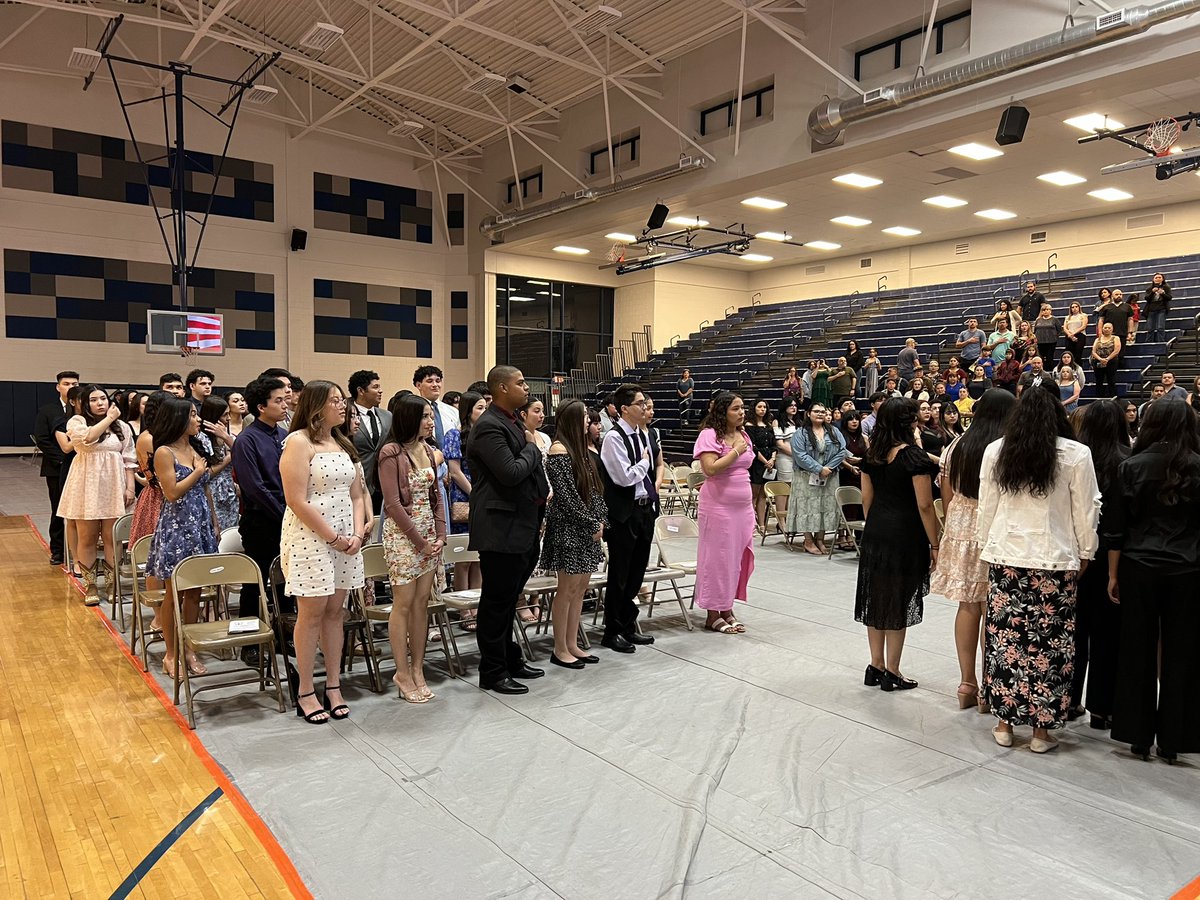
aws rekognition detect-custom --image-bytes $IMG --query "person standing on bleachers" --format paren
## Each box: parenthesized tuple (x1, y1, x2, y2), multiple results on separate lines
(897, 338, 920, 384)
(1090, 324, 1122, 398)
(33, 370, 80, 566)
(1098, 289, 1134, 366)
(954, 318, 987, 370)
(676, 369, 695, 424)
(1018, 281, 1046, 325)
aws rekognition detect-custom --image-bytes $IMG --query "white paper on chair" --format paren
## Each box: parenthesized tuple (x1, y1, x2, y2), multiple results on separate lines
(667, 525, 679, 533)
(228, 618, 259, 634)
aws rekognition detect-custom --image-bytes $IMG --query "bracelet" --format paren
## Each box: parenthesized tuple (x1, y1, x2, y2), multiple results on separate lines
(326, 533, 343, 546)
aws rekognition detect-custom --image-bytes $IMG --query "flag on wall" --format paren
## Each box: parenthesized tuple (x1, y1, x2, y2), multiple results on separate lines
(186, 314, 223, 352)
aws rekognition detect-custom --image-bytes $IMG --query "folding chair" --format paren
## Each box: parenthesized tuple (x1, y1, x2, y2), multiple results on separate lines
(170, 552, 285, 729)
(516, 573, 557, 660)
(26, 433, 42, 468)
(434, 535, 483, 676)
(109, 513, 134, 631)
(652, 515, 699, 616)
(933, 498, 945, 537)
(832, 486, 866, 558)
(761, 481, 792, 547)
(128, 534, 164, 672)
(685, 471, 705, 518)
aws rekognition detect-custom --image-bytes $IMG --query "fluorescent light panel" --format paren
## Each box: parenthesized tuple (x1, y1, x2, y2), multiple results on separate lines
(1064, 113, 1125, 134)
(975, 208, 1017, 220)
(949, 142, 1004, 160)
(882, 226, 921, 237)
(68, 47, 102, 72)
(604, 232, 636, 242)
(832, 173, 882, 188)
(741, 196, 788, 210)
(804, 240, 841, 251)
(923, 195, 968, 208)
(831, 215, 871, 227)
(1088, 187, 1133, 201)
(1037, 170, 1086, 186)
(754, 231, 791, 241)
(527, 279, 549, 285)
(740, 253, 774, 262)
(666, 216, 709, 227)
(553, 245, 589, 255)
(300, 22, 344, 52)
(510, 296, 535, 302)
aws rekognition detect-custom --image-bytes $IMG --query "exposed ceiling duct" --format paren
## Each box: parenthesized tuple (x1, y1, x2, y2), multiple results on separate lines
(479, 157, 707, 238)
(808, 0, 1200, 145)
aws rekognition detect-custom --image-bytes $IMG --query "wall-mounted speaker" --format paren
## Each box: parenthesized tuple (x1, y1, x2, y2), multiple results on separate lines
(290, 228, 308, 252)
(646, 203, 670, 230)
(995, 105, 1029, 146)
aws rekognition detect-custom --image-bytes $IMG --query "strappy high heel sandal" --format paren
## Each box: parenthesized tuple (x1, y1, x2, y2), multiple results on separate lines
(296, 691, 329, 724)
(323, 684, 350, 719)
(957, 682, 979, 710)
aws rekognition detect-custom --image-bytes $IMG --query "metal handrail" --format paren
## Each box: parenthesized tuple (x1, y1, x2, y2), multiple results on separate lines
(1018, 269, 1030, 292)
(1047, 253, 1058, 293)
(822, 304, 834, 321)
(669, 334, 680, 347)
(699, 320, 710, 330)
(752, 292, 762, 306)
(848, 289, 860, 313)
(876, 275, 888, 293)
(724, 305, 735, 317)
(992, 287, 1003, 308)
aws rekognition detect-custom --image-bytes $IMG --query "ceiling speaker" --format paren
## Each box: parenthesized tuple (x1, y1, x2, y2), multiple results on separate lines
(646, 203, 670, 230)
(996, 105, 1029, 146)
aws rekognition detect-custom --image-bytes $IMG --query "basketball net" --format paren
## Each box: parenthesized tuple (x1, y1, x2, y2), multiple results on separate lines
(179, 342, 196, 358)
(607, 242, 627, 264)
(1144, 117, 1181, 156)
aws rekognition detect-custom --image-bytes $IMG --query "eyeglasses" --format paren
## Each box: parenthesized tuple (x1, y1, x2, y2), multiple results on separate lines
(629, 400, 647, 407)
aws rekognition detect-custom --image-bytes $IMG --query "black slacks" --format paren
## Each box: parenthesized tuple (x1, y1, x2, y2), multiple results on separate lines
(1071, 555, 1120, 715)
(477, 539, 541, 684)
(603, 504, 656, 638)
(238, 507, 282, 619)
(45, 475, 64, 558)
(1111, 559, 1200, 753)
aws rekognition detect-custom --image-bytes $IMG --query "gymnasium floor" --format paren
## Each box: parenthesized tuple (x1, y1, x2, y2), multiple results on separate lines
(2, 457, 1198, 900)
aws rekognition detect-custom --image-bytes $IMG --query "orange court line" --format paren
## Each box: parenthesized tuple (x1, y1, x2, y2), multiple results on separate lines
(1174, 875, 1200, 900)
(22, 514, 312, 900)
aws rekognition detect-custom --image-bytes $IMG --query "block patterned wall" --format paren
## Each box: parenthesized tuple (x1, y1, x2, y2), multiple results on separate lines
(450, 291, 468, 359)
(313, 172, 433, 243)
(447, 193, 465, 246)
(313, 278, 432, 357)
(1, 120, 274, 221)
(3, 249, 275, 349)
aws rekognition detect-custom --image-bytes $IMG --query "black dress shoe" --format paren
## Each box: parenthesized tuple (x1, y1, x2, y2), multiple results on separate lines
(481, 677, 528, 695)
(240, 646, 260, 668)
(1089, 714, 1112, 730)
(864, 664, 885, 687)
(625, 632, 655, 645)
(49, 555, 63, 566)
(1066, 704, 1086, 722)
(601, 634, 635, 653)
(550, 653, 586, 670)
(575, 654, 599, 664)
(880, 670, 918, 692)
(510, 664, 545, 679)
(1156, 746, 1178, 765)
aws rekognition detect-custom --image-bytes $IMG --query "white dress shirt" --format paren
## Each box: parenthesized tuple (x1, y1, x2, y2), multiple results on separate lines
(600, 418, 651, 500)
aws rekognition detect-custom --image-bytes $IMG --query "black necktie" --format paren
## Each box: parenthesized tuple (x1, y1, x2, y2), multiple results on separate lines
(368, 408, 379, 443)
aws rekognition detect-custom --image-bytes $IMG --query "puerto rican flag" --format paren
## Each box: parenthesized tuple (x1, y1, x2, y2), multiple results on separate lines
(186, 314, 223, 352)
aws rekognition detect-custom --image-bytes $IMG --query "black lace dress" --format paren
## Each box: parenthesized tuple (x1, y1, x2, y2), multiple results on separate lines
(540, 453, 608, 574)
(854, 445, 939, 630)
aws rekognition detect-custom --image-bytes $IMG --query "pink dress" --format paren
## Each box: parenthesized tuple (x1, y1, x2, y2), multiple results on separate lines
(57, 416, 136, 520)
(692, 428, 756, 610)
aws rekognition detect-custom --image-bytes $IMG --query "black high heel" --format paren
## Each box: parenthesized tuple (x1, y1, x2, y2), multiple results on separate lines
(1156, 747, 1177, 765)
(1089, 715, 1112, 730)
(864, 664, 884, 687)
(880, 670, 918, 692)
(323, 683, 350, 720)
(296, 691, 328, 724)
(1130, 744, 1151, 761)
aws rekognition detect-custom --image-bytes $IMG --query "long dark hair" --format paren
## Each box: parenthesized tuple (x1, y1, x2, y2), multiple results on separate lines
(776, 397, 798, 429)
(386, 394, 432, 448)
(151, 397, 207, 461)
(992, 384, 1073, 496)
(749, 397, 774, 427)
(938, 401, 965, 440)
(948, 389, 1015, 499)
(553, 400, 602, 504)
(141, 390, 170, 436)
(289, 379, 357, 458)
(864, 398, 918, 465)
(1133, 400, 1200, 504)
(78, 384, 126, 443)
(458, 390, 485, 441)
(699, 391, 739, 434)
(1076, 399, 1130, 490)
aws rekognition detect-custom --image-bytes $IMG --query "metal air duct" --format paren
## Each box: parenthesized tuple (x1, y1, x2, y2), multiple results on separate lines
(808, 0, 1200, 144)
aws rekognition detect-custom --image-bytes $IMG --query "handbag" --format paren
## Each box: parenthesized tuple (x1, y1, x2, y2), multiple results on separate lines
(450, 501, 470, 524)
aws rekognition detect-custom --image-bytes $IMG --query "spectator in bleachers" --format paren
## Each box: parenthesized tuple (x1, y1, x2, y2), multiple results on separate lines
(788, 403, 847, 556)
(1064, 301, 1089, 362)
(1017, 357, 1052, 395)
(1019, 281, 1046, 324)
(1010, 320, 1034, 363)
(897, 338, 920, 383)
(1187, 376, 1200, 413)
(1143, 273, 1172, 343)
(861, 393, 884, 438)
(677, 369, 695, 423)
(855, 398, 940, 692)
(781, 366, 803, 403)
(1071, 399, 1129, 729)
(1058, 351, 1086, 389)
(829, 357, 856, 408)
(801, 360, 818, 399)
(745, 399, 776, 534)
(1033, 304, 1064, 364)
(1160, 371, 1187, 401)
(846, 341, 865, 376)
(954, 318, 987, 369)
(1090, 322, 1122, 398)
(903, 377, 930, 403)
(1058, 367, 1081, 413)
(1107, 400, 1200, 763)
(967, 365, 991, 401)
(882, 378, 901, 399)
(983, 317, 1013, 365)
(993, 349, 1020, 394)
(944, 371, 965, 401)
(931, 388, 1015, 711)
(990, 299, 1021, 333)
(977, 385, 1099, 753)
(862, 349, 881, 396)
(811, 360, 833, 408)
(225, 391, 248, 438)
(1098, 289, 1135, 363)
(773, 398, 799, 526)
(693, 393, 756, 634)
(932, 381, 948, 403)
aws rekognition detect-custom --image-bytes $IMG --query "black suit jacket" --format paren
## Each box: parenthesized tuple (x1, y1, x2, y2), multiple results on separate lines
(33, 400, 67, 477)
(465, 404, 549, 553)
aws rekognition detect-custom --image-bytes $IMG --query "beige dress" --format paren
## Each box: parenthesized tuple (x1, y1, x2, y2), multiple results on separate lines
(57, 417, 136, 520)
(929, 438, 988, 605)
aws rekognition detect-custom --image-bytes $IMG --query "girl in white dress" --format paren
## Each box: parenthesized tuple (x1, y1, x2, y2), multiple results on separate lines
(279, 380, 369, 724)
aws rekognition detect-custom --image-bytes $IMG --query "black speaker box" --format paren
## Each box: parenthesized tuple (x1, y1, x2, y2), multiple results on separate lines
(646, 203, 670, 230)
(290, 228, 308, 252)
(995, 105, 1029, 146)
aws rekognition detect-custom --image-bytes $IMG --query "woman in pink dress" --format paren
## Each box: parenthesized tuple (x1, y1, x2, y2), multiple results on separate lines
(692, 392, 756, 634)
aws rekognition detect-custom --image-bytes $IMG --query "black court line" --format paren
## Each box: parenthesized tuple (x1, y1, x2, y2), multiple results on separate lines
(108, 786, 224, 899)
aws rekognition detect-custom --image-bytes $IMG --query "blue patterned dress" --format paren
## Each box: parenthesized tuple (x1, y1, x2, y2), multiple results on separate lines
(199, 433, 240, 530)
(441, 427, 470, 535)
(146, 459, 218, 580)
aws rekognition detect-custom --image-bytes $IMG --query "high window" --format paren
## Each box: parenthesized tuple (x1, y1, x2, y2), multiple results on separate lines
(495, 275, 614, 379)
(698, 82, 774, 138)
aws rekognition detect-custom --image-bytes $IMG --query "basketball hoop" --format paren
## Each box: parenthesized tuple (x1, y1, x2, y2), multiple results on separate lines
(179, 342, 196, 358)
(1143, 117, 1181, 156)
(607, 241, 627, 264)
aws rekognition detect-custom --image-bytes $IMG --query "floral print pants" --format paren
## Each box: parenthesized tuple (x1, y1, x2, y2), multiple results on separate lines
(985, 564, 1078, 729)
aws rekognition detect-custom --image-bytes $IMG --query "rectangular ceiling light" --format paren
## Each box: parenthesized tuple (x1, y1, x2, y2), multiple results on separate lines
(510, 296, 536, 303)
(831, 215, 871, 227)
(882, 226, 921, 236)
(1064, 113, 1125, 134)
(1038, 170, 1087, 186)
(388, 120, 424, 136)
(741, 196, 788, 210)
(464, 72, 508, 94)
(605, 232, 637, 242)
(553, 245, 589, 255)
(755, 231, 791, 241)
(804, 240, 841, 251)
(243, 84, 279, 105)
(574, 5, 622, 34)
(740, 253, 774, 262)
(974, 208, 1017, 220)
(1088, 187, 1133, 201)
(299, 22, 344, 52)
(949, 142, 1004, 160)
(666, 216, 709, 227)
(832, 173, 883, 188)
(68, 47, 102, 72)
(923, 195, 968, 208)
(527, 280, 549, 285)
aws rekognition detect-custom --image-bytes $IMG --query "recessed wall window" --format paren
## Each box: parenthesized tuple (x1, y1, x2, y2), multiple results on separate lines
(587, 131, 640, 178)
(854, 8, 971, 81)
(504, 168, 543, 205)
(698, 81, 774, 139)
(495, 275, 614, 379)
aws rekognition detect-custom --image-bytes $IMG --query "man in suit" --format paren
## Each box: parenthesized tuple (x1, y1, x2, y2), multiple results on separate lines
(33, 370, 80, 565)
(597, 383, 659, 653)
(349, 369, 390, 512)
(466, 365, 549, 695)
